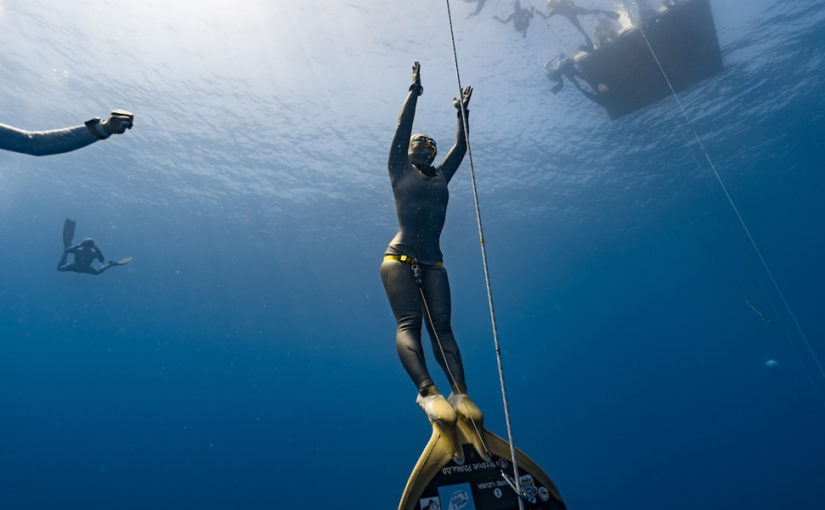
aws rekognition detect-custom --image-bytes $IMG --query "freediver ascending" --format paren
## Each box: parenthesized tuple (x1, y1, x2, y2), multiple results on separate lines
(57, 218, 131, 275)
(538, 0, 620, 51)
(0, 110, 134, 156)
(380, 61, 483, 458)
(493, 0, 536, 38)
(389, 63, 568, 510)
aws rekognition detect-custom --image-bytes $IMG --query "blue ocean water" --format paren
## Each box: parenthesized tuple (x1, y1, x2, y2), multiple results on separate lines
(1, 0, 824, 508)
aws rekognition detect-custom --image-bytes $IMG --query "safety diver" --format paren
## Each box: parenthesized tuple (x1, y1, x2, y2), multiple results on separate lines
(538, 0, 619, 51)
(58, 219, 131, 275)
(545, 53, 609, 106)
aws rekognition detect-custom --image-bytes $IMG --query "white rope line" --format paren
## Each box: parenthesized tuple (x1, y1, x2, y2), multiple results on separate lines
(445, 1, 526, 506)
(417, 284, 492, 456)
(637, 25, 825, 389)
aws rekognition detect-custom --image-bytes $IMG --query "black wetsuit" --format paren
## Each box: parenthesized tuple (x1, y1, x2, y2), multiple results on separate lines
(495, 6, 535, 38)
(380, 87, 468, 394)
(58, 242, 114, 275)
(547, 55, 607, 105)
(0, 122, 100, 156)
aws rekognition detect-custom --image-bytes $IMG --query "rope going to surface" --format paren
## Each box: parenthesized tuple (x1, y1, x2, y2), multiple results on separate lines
(444, 1, 527, 507)
(637, 25, 825, 403)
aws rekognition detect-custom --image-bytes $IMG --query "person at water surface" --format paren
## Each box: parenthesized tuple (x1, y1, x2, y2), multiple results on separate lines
(494, 0, 536, 38)
(0, 110, 134, 156)
(379, 62, 483, 428)
(538, 0, 620, 50)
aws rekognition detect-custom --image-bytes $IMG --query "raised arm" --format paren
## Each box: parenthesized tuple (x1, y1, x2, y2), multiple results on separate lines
(388, 62, 422, 180)
(0, 123, 97, 156)
(0, 110, 134, 157)
(92, 243, 105, 262)
(439, 86, 472, 183)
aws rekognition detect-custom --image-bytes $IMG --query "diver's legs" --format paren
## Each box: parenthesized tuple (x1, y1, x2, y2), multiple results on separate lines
(381, 260, 459, 435)
(57, 251, 71, 271)
(420, 265, 467, 394)
(93, 263, 113, 275)
(380, 260, 435, 392)
(96, 258, 131, 274)
(73, 265, 104, 275)
(417, 268, 483, 458)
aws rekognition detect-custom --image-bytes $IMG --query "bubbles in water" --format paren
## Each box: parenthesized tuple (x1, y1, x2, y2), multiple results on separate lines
(42, 68, 71, 86)
(765, 359, 778, 368)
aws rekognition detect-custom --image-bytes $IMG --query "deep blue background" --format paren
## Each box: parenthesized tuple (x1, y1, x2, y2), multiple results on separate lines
(2, 1, 824, 509)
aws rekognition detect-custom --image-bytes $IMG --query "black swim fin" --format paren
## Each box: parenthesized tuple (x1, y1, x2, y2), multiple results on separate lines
(62, 218, 76, 250)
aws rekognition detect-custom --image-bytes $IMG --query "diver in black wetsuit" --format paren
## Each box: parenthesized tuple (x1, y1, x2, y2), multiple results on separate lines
(380, 62, 482, 427)
(57, 239, 129, 275)
(538, 0, 619, 50)
(0, 110, 134, 156)
(464, 0, 489, 17)
(545, 53, 608, 105)
(494, 0, 535, 38)
(57, 219, 131, 275)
